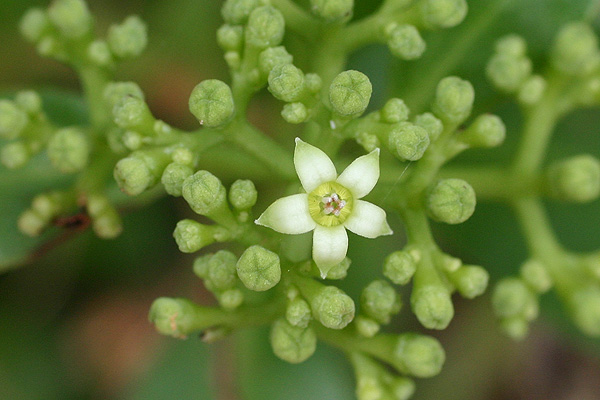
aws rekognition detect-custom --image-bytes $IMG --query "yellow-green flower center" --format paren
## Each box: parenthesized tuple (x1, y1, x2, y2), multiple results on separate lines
(308, 181, 353, 226)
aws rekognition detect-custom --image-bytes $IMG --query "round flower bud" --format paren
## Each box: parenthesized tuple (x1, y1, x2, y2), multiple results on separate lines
(384, 250, 417, 285)
(20, 8, 50, 43)
(310, 0, 353, 22)
(311, 286, 355, 329)
(189, 80, 235, 128)
(495, 34, 527, 57)
(432, 76, 474, 124)
(114, 150, 169, 196)
(329, 70, 372, 117)
(193, 254, 212, 279)
(520, 259, 552, 293)
(518, 75, 546, 105)
(354, 316, 380, 337)
(236, 245, 281, 291)
(500, 316, 529, 340)
(356, 376, 383, 400)
(388, 122, 430, 161)
(224, 51, 241, 70)
(304, 73, 323, 93)
(206, 250, 238, 291)
(492, 278, 534, 318)
(217, 24, 244, 52)
(104, 81, 144, 109)
(281, 102, 309, 124)
(357, 131, 380, 153)
(113, 95, 154, 130)
(88, 40, 113, 67)
(460, 114, 506, 148)
(15, 91, 42, 115)
(552, 22, 599, 76)
(361, 280, 401, 324)
(1, 142, 30, 169)
(394, 333, 445, 378)
(182, 170, 227, 216)
(390, 377, 416, 400)
(47, 0, 92, 39)
(148, 297, 197, 338)
(258, 46, 293, 75)
(322, 257, 351, 280)
(419, 0, 467, 29)
(221, 0, 262, 25)
(426, 178, 476, 224)
(380, 98, 409, 124)
(18, 209, 47, 237)
(161, 162, 194, 197)
(107, 16, 147, 59)
(286, 297, 312, 328)
(47, 127, 90, 174)
(245, 6, 285, 49)
(411, 285, 454, 329)
(89, 207, 123, 239)
(387, 24, 426, 60)
(218, 288, 244, 310)
(173, 219, 215, 253)
(0, 100, 28, 140)
(270, 318, 317, 363)
(570, 286, 600, 336)
(414, 112, 443, 142)
(449, 265, 489, 299)
(546, 155, 600, 203)
(486, 52, 532, 93)
(268, 64, 305, 102)
(229, 179, 258, 210)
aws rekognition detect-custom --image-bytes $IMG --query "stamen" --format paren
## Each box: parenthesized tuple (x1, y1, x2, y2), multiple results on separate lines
(321, 192, 346, 216)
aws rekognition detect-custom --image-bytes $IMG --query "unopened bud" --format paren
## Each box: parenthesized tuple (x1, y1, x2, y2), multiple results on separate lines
(329, 70, 372, 117)
(107, 15, 147, 59)
(47, 0, 92, 39)
(189, 80, 235, 128)
(419, 0, 467, 29)
(173, 219, 216, 253)
(236, 245, 281, 291)
(47, 127, 90, 173)
(310, 0, 354, 22)
(311, 286, 355, 329)
(388, 122, 430, 161)
(245, 6, 285, 48)
(426, 178, 476, 224)
(270, 318, 317, 363)
(432, 76, 474, 124)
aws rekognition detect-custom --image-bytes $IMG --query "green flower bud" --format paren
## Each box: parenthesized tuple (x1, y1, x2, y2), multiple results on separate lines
(386, 24, 426, 60)
(217, 24, 244, 52)
(104, 82, 145, 109)
(88, 40, 113, 67)
(282, 102, 309, 124)
(258, 46, 293, 75)
(91, 209, 122, 239)
(584, 253, 600, 280)
(570, 286, 600, 336)
(449, 265, 489, 299)
(0, 100, 28, 140)
(552, 22, 599, 76)
(384, 250, 417, 285)
(520, 260, 552, 293)
(20, 8, 50, 43)
(356, 376, 382, 400)
(32, 191, 64, 219)
(162, 162, 194, 197)
(189, 80, 235, 128)
(286, 297, 312, 328)
(432, 76, 474, 124)
(270, 318, 317, 363)
(322, 257, 351, 280)
(107, 16, 147, 59)
(228, 179, 258, 210)
(36, 36, 65, 59)
(222, 0, 262, 25)
(245, 6, 285, 48)
(388, 122, 430, 161)
(268, 64, 305, 102)
(182, 170, 228, 216)
(486, 52, 532, 93)
(355, 316, 380, 338)
(390, 377, 416, 400)
(311, 286, 355, 329)
(414, 112, 443, 142)
(1, 141, 30, 169)
(236, 245, 281, 291)
(380, 98, 409, 124)
(218, 288, 244, 310)
(113, 95, 154, 130)
(426, 178, 476, 224)
(361, 280, 401, 324)
(492, 278, 535, 318)
(394, 333, 445, 378)
(304, 73, 323, 93)
(500, 316, 529, 340)
(173, 219, 216, 253)
(329, 70, 372, 117)
(47, 127, 89, 174)
(148, 297, 197, 338)
(460, 114, 506, 148)
(206, 250, 238, 291)
(420, 0, 467, 29)
(495, 34, 527, 57)
(356, 131, 380, 153)
(411, 285, 454, 329)
(47, 0, 92, 39)
(518, 75, 546, 105)
(546, 155, 600, 203)
(310, 0, 354, 22)
(193, 254, 212, 279)
(15, 91, 42, 115)
(18, 209, 47, 237)
(123, 130, 142, 150)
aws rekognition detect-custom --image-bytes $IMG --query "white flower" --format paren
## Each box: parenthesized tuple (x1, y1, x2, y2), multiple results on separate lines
(255, 138, 393, 278)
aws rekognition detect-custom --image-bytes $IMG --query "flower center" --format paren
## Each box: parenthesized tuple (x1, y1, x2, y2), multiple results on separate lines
(308, 181, 353, 227)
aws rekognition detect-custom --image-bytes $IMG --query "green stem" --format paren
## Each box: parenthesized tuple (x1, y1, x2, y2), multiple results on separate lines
(78, 66, 111, 130)
(271, 0, 320, 40)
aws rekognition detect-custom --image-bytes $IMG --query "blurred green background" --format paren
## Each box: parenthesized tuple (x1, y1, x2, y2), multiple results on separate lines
(1, 0, 599, 399)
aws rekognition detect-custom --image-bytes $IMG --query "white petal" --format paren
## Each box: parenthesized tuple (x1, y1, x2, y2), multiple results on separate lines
(344, 200, 393, 238)
(294, 138, 337, 192)
(336, 148, 380, 198)
(255, 194, 316, 234)
(313, 225, 348, 274)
